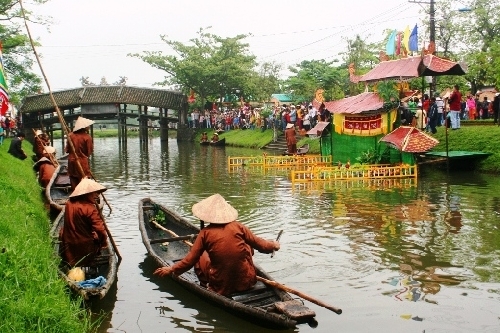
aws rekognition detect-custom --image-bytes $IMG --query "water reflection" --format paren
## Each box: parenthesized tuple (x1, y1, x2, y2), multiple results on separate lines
(89, 137, 500, 333)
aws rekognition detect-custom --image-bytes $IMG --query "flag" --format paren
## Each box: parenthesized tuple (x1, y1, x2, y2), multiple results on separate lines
(402, 25, 410, 52)
(0, 42, 10, 116)
(385, 30, 397, 56)
(409, 24, 418, 51)
(396, 32, 401, 56)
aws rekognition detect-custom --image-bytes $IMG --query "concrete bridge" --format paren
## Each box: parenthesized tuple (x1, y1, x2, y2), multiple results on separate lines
(20, 85, 194, 146)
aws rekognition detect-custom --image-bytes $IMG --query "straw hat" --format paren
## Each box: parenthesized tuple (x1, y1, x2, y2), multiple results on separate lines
(286, 123, 294, 129)
(192, 193, 238, 224)
(33, 157, 51, 170)
(73, 116, 94, 132)
(43, 146, 56, 154)
(69, 178, 107, 198)
(35, 130, 43, 136)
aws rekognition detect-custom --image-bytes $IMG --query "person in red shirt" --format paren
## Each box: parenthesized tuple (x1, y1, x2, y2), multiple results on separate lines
(154, 193, 280, 296)
(447, 85, 462, 129)
(60, 178, 108, 267)
(66, 116, 94, 190)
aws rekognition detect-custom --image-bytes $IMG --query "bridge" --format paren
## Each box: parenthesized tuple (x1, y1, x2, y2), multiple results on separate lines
(19, 85, 192, 145)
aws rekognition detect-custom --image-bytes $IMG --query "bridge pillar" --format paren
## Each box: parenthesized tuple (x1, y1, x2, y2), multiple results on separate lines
(159, 107, 169, 141)
(138, 105, 149, 144)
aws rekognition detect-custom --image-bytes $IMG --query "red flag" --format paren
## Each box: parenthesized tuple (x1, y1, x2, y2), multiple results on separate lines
(0, 42, 10, 116)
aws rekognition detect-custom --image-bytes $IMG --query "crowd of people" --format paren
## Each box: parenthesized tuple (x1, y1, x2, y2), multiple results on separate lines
(188, 102, 331, 134)
(400, 87, 500, 134)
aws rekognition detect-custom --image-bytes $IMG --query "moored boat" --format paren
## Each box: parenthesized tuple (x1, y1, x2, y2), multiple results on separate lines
(50, 209, 119, 300)
(138, 198, 316, 329)
(209, 137, 226, 147)
(46, 154, 104, 211)
(200, 140, 210, 146)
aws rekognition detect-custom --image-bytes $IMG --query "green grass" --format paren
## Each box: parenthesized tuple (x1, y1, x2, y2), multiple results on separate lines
(0, 138, 94, 332)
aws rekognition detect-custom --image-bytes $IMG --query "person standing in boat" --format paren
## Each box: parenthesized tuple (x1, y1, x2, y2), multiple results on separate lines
(66, 116, 94, 190)
(154, 193, 280, 296)
(59, 178, 108, 268)
(33, 145, 56, 188)
(285, 123, 297, 154)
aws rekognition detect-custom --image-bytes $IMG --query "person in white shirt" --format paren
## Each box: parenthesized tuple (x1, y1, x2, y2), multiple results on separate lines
(435, 93, 445, 126)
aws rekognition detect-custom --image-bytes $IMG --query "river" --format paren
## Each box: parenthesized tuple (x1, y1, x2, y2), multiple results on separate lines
(84, 136, 500, 333)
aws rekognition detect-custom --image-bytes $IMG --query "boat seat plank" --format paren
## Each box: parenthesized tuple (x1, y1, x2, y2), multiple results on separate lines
(231, 290, 277, 303)
(274, 300, 316, 320)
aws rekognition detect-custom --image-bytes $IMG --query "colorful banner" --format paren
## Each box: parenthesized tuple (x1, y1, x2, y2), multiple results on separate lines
(386, 30, 397, 56)
(409, 24, 418, 51)
(0, 42, 10, 116)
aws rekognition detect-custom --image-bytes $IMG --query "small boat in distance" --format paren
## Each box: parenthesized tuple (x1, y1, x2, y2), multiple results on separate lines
(210, 137, 226, 147)
(200, 140, 210, 146)
(138, 198, 316, 329)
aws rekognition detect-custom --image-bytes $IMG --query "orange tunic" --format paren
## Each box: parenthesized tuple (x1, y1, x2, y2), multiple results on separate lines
(66, 131, 93, 181)
(38, 162, 56, 188)
(34, 137, 50, 159)
(60, 198, 107, 267)
(171, 222, 275, 296)
(285, 127, 297, 153)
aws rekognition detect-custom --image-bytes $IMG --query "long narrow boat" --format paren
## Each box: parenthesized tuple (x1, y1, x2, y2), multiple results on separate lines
(200, 140, 210, 146)
(50, 209, 119, 300)
(209, 137, 226, 147)
(46, 154, 104, 212)
(138, 198, 316, 329)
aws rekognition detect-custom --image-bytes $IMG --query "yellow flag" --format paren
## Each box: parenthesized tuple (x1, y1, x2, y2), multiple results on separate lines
(402, 25, 410, 52)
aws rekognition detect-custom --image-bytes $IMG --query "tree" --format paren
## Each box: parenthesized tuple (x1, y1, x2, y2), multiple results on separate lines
(129, 28, 256, 110)
(284, 59, 344, 102)
(0, 0, 46, 105)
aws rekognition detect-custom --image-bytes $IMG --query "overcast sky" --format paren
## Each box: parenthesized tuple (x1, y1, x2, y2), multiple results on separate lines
(27, 0, 428, 92)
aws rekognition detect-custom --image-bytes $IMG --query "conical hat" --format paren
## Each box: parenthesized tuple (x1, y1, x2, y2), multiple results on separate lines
(192, 193, 238, 224)
(73, 116, 94, 132)
(33, 157, 51, 170)
(69, 178, 107, 198)
(43, 146, 56, 154)
(35, 130, 43, 136)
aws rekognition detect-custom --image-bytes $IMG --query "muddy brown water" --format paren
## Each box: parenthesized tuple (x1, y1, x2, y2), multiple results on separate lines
(79, 137, 500, 333)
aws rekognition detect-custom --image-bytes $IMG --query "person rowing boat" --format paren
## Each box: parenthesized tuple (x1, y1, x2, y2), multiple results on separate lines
(154, 193, 280, 296)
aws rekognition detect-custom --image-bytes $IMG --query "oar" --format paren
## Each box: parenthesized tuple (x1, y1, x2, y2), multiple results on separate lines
(271, 230, 283, 258)
(150, 234, 197, 244)
(256, 276, 342, 315)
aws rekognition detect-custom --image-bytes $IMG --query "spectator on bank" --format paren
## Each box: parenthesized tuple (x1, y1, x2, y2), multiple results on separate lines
(8, 132, 27, 160)
(493, 92, 500, 124)
(447, 85, 462, 129)
(435, 93, 444, 126)
(480, 97, 490, 120)
(0, 124, 4, 145)
(466, 95, 476, 120)
(427, 97, 439, 134)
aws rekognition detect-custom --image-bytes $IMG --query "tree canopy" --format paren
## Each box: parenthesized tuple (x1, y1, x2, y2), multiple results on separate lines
(0, 0, 45, 105)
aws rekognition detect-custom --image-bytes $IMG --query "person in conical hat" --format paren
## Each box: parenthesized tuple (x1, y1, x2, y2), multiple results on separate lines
(66, 116, 94, 190)
(154, 193, 280, 296)
(60, 178, 108, 268)
(33, 156, 56, 188)
(33, 129, 51, 160)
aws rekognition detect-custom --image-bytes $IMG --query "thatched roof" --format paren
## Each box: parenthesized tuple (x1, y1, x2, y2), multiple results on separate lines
(20, 86, 186, 114)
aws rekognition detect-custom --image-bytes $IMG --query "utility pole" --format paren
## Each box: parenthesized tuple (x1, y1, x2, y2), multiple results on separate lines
(408, 0, 436, 96)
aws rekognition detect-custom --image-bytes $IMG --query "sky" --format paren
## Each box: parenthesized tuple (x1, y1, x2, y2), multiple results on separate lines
(26, 0, 427, 92)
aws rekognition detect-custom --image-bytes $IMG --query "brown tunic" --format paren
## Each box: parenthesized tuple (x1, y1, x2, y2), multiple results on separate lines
(38, 162, 56, 188)
(60, 198, 107, 267)
(34, 136, 50, 160)
(171, 221, 275, 296)
(66, 131, 93, 187)
(285, 127, 297, 153)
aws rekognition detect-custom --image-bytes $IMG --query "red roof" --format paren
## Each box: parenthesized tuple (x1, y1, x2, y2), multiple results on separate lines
(379, 126, 439, 153)
(357, 55, 467, 83)
(312, 92, 383, 114)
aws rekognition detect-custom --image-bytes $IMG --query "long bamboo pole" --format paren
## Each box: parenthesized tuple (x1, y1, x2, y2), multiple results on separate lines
(18, 0, 112, 214)
(19, 0, 119, 260)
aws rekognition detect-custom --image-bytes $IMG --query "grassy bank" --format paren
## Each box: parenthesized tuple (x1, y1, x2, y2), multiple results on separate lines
(0, 138, 93, 332)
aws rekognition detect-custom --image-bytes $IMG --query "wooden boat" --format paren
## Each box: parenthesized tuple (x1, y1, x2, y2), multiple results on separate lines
(209, 137, 226, 147)
(200, 140, 210, 146)
(46, 154, 104, 211)
(50, 209, 118, 300)
(138, 198, 316, 329)
(283, 144, 310, 156)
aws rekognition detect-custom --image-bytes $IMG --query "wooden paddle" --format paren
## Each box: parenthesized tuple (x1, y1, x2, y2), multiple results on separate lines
(256, 276, 342, 315)
(150, 234, 197, 244)
(152, 222, 342, 315)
